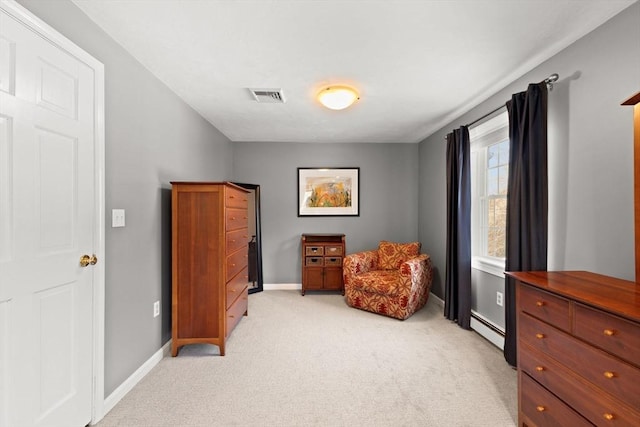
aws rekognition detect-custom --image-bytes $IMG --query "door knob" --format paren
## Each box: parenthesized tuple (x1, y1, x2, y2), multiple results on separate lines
(80, 254, 98, 267)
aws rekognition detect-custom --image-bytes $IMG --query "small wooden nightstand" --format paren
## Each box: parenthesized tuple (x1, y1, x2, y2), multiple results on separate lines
(301, 234, 345, 296)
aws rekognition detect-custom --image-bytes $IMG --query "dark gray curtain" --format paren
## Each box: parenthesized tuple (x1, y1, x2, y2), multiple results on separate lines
(445, 126, 471, 330)
(503, 82, 548, 366)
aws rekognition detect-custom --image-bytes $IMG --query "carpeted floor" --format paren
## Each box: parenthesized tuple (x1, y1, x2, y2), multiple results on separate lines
(96, 290, 517, 426)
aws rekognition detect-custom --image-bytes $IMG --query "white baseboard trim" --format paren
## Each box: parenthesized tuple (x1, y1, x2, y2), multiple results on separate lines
(429, 292, 444, 307)
(428, 293, 504, 350)
(263, 283, 301, 290)
(100, 340, 172, 419)
(471, 316, 505, 350)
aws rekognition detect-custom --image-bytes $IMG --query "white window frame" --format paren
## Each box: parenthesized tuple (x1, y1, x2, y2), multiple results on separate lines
(470, 110, 509, 278)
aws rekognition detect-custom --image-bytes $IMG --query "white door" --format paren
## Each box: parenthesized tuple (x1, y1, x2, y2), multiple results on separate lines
(0, 3, 103, 426)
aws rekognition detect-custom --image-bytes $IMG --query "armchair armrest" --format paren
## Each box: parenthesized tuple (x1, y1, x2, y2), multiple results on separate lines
(399, 254, 432, 293)
(343, 250, 378, 286)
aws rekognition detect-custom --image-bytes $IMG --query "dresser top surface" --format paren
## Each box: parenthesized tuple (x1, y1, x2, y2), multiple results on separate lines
(506, 270, 640, 322)
(170, 181, 249, 192)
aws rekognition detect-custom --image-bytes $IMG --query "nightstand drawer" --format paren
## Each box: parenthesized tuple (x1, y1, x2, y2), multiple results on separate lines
(324, 245, 343, 256)
(520, 283, 571, 332)
(574, 303, 640, 368)
(324, 257, 342, 266)
(305, 246, 324, 256)
(306, 256, 323, 266)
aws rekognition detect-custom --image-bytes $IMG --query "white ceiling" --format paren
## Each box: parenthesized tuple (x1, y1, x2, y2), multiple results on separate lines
(71, 0, 636, 143)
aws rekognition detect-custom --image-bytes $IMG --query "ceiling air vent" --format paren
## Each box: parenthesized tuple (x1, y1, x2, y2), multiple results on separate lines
(249, 88, 285, 103)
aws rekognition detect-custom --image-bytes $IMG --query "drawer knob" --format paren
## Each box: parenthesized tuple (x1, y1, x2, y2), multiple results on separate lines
(535, 366, 545, 372)
(603, 371, 615, 379)
(603, 413, 615, 421)
(231, 216, 236, 220)
(603, 329, 615, 336)
(535, 333, 545, 339)
(536, 406, 546, 412)
(535, 301, 545, 307)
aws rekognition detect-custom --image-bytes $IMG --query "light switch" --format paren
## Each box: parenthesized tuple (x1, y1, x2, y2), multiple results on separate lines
(112, 209, 125, 227)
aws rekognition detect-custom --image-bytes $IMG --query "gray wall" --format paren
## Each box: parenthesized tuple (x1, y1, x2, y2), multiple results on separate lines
(419, 2, 640, 300)
(233, 142, 420, 283)
(17, 0, 234, 396)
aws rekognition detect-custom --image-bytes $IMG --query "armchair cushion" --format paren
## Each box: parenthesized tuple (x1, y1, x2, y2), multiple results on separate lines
(377, 240, 421, 270)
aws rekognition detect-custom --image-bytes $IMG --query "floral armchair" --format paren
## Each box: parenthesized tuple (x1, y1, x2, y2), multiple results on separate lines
(343, 241, 433, 320)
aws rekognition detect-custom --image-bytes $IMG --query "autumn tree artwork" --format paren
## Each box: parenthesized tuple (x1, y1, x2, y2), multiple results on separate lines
(306, 178, 351, 208)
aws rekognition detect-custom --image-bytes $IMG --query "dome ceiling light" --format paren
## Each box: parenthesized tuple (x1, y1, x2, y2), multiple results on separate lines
(317, 85, 359, 110)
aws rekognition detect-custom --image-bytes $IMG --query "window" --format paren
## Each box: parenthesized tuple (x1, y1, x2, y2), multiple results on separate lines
(470, 110, 509, 276)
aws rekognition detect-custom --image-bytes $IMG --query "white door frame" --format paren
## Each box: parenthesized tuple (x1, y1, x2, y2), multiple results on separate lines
(0, 0, 106, 423)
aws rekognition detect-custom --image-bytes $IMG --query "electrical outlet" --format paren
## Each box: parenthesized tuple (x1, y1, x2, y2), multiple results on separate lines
(496, 291, 503, 307)
(153, 301, 160, 318)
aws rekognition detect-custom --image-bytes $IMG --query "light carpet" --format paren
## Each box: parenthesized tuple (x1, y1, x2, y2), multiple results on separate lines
(97, 291, 517, 426)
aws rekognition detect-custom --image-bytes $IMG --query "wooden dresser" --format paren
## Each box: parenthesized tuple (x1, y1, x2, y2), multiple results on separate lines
(506, 271, 640, 427)
(301, 234, 345, 295)
(171, 182, 250, 356)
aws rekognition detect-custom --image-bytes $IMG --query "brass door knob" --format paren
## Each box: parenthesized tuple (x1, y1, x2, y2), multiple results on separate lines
(80, 254, 98, 267)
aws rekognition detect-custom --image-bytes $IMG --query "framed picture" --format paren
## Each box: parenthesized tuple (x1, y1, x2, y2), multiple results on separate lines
(298, 167, 359, 216)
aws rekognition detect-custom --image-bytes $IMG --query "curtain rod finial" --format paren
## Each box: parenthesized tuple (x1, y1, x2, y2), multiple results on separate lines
(545, 73, 559, 90)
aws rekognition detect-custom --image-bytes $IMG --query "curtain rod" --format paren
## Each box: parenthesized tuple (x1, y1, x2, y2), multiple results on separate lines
(445, 73, 559, 139)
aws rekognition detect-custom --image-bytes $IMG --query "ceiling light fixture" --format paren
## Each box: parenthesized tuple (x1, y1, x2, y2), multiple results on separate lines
(317, 85, 359, 110)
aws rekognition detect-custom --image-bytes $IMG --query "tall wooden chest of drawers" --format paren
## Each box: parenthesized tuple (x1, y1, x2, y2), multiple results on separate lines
(301, 234, 345, 295)
(171, 182, 250, 356)
(506, 271, 640, 426)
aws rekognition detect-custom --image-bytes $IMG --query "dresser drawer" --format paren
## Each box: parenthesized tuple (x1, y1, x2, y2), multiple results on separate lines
(226, 247, 248, 282)
(225, 208, 248, 231)
(519, 344, 640, 427)
(324, 245, 343, 256)
(519, 283, 571, 332)
(225, 186, 248, 208)
(520, 313, 640, 418)
(306, 256, 323, 267)
(520, 372, 592, 427)
(226, 228, 248, 255)
(226, 266, 248, 309)
(574, 303, 640, 368)
(305, 246, 324, 256)
(226, 289, 247, 337)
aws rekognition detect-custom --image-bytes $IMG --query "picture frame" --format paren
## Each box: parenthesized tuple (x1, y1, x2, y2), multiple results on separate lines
(297, 167, 359, 216)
